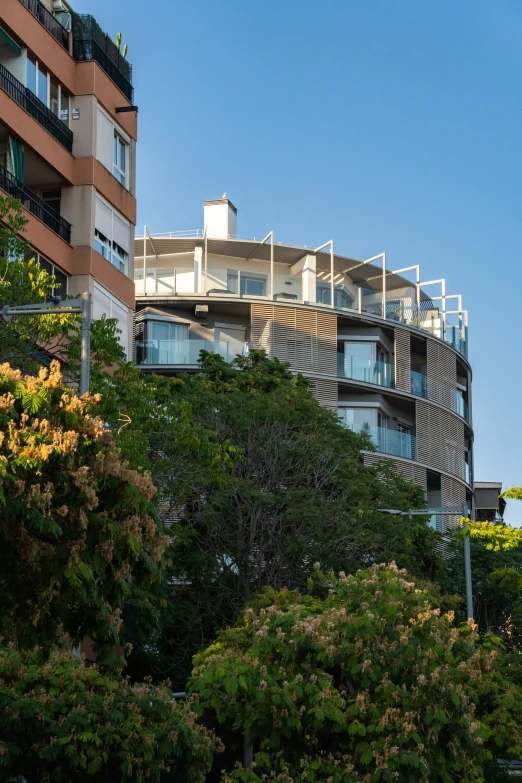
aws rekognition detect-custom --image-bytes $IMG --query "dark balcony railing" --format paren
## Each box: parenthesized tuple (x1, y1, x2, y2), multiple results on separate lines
(72, 13, 133, 101)
(19, 0, 69, 49)
(0, 165, 71, 243)
(0, 64, 73, 152)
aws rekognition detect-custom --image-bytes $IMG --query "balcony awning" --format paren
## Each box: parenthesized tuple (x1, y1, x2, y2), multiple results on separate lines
(0, 26, 21, 55)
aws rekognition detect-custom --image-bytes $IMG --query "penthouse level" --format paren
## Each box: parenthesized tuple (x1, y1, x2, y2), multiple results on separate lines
(135, 197, 474, 532)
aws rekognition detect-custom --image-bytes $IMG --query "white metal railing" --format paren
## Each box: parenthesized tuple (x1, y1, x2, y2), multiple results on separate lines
(133, 238, 468, 357)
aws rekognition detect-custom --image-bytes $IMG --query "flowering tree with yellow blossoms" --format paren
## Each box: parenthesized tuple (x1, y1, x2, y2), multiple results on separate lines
(190, 564, 522, 782)
(0, 360, 168, 663)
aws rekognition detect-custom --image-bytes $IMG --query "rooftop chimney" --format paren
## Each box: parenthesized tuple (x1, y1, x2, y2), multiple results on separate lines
(204, 194, 237, 239)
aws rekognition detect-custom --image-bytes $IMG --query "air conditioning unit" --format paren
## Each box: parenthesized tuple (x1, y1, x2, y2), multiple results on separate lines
(52, 0, 72, 31)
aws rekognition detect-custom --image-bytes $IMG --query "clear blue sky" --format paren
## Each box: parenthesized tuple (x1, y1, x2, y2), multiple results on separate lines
(76, 0, 522, 522)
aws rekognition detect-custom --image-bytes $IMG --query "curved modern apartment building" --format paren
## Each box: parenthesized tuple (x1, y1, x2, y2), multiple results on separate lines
(134, 197, 473, 528)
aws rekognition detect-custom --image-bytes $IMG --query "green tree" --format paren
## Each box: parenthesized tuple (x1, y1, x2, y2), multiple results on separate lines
(0, 360, 167, 664)
(190, 564, 519, 782)
(441, 532, 522, 649)
(0, 646, 219, 783)
(124, 351, 439, 687)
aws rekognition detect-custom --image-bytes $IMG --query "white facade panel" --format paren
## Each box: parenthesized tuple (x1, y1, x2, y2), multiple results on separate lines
(96, 107, 113, 172)
(93, 281, 130, 358)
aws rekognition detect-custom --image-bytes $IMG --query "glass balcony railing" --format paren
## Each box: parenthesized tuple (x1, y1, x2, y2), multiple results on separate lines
(410, 369, 428, 398)
(365, 426, 417, 460)
(136, 338, 245, 366)
(338, 353, 395, 387)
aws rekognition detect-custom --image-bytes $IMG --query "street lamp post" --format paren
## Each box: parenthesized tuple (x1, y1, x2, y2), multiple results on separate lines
(379, 504, 473, 620)
(2, 292, 92, 395)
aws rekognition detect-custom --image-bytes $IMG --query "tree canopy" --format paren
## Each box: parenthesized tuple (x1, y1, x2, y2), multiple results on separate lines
(190, 564, 521, 783)
(119, 351, 439, 687)
(0, 360, 167, 664)
(0, 647, 218, 783)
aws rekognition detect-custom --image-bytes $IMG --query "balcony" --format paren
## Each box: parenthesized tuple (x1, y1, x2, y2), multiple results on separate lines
(19, 0, 69, 49)
(71, 14, 133, 102)
(0, 64, 73, 152)
(136, 338, 244, 367)
(0, 165, 71, 242)
(367, 426, 417, 461)
(338, 352, 395, 388)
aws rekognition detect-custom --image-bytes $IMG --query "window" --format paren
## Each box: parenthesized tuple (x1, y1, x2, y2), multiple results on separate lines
(338, 407, 393, 453)
(227, 271, 267, 296)
(339, 407, 378, 434)
(27, 56, 70, 125)
(94, 195, 131, 276)
(94, 229, 111, 262)
(97, 106, 131, 189)
(113, 132, 128, 186)
(317, 285, 354, 309)
(24, 248, 68, 297)
(340, 341, 391, 385)
(95, 229, 128, 274)
(138, 321, 189, 365)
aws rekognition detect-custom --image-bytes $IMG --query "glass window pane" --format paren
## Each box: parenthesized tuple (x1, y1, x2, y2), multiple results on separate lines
(27, 57, 36, 95)
(60, 89, 69, 124)
(37, 66, 47, 105)
(227, 272, 238, 293)
(241, 276, 266, 296)
(344, 341, 374, 360)
(53, 266, 68, 295)
(50, 77, 59, 116)
(317, 286, 330, 305)
(39, 257, 52, 275)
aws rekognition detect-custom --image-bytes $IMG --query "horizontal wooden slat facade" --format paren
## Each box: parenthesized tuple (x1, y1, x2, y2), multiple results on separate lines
(427, 340, 458, 411)
(251, 304, 337, 375)
(441, 475, 468, 534)
(416, 400, 467, 482)
(312, 379, 338, 410)
(251, 304, 337, 408)
(363, 453, 427, 495)
(394, 328, 411, 392)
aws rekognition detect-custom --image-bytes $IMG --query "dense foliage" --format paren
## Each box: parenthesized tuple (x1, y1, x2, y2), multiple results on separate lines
(0, 360, 167, 663)
(116, 351, 439, 686)
(0, 647, 218, 783)
(190, 564, 521, 782)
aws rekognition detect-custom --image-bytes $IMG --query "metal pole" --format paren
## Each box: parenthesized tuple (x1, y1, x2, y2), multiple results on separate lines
(79, 292, 91, 396)
(143, 225, 147, 295)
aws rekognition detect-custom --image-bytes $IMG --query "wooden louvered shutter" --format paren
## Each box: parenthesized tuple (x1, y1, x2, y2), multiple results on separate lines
(426, 340, 458, 412)
(443, 412, 466, 481)
(441, 475, 467, 533)
(251, 304, 274, 352)
(251, 304, 336, 375)
(363, 454, 427, 495)
(315, 311, 337, 375)
(416, 400, 466, 480)
(250, 304, 337, 409)
(416, 400, 444, 470)
(394, 328, 411, 392)
(312, 379, 338, 410)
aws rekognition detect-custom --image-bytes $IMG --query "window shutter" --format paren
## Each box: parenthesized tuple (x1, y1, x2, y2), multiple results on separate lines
(394, 328, 411, 392)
